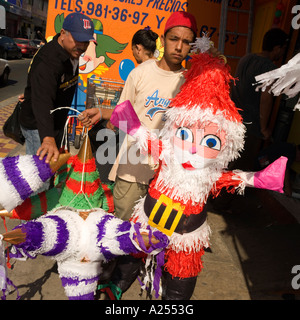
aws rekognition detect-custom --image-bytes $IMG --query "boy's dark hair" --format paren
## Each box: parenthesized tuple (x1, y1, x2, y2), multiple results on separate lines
(262, 28, 289, 51)
(132, 29, 158, 54)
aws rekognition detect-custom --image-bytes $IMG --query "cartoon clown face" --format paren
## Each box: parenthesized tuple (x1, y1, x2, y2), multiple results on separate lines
(172, 120, 226, 170)
(79, 41, 105, 74)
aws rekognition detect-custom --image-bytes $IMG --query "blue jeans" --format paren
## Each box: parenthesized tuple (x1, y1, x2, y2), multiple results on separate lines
(20, 126, 41, 155)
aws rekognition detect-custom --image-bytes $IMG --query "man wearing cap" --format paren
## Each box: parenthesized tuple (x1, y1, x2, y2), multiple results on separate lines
(80, 11, 199, 298)
(20, 12, 96, 165)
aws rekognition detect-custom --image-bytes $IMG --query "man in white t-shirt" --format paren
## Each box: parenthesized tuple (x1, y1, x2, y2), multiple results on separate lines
(80, 11, 198, 221)
(79, 11, 198, 298)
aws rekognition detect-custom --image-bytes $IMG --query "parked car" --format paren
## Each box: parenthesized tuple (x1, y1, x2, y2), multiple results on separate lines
(32, 39, 43, 48)
(14, 38, 38, 57)
(0, 36, 22, 60)
(0, 58, 11, 86)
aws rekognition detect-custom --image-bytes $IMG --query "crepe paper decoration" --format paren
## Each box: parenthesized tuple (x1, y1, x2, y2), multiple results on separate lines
(97, 281, 122, 300)
(10, 188, 61, 220)
(0, 235, 20, 300)
(57, 135, 114, 212)
(0, 153, 70, 212)
(232, 156, 287, 194)
(2, 209, 169, 300)
(255, 53, 300, 111)
(110, 99, 141, 135)
(0, 130, 169, 300)
(0, 136, 115, 221)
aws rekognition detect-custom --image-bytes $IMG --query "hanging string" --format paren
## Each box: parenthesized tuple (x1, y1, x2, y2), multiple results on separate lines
(65, 129, 95, 211)
(50, 106, 82, 115)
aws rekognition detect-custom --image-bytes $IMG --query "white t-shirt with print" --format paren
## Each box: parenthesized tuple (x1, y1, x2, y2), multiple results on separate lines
(109, 59, 186, 184)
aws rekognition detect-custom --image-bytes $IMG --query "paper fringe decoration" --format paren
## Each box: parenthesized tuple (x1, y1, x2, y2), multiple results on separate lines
(11, 188, 61, 220)
(57, 135, 114, 212)
(1, 136, 114, 221)
(0, 155, 54, 212)
(172, 53, 242, 123)
(7, 209, 169, 300)
(0, 235, 19, 300)
(58, 156, 104, 210)
(255, 52, 300, 111)
(190, 33, 212, 54)
(0, 153, 70, 213)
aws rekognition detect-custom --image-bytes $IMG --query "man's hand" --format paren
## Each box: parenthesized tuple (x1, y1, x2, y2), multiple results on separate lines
(37, 136, 59, 163)
(78, 108, 100, 127)
(18, 94, 25, 103)
(78, 108, 115, 127)
(106, 120, 115, 131)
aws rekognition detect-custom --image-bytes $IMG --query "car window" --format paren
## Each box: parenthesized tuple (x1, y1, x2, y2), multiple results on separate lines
(0, 37, 9, 44)
(15, 39, 28, 44)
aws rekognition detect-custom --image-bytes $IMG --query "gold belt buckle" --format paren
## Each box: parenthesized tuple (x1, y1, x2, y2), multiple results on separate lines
(148, 194, 185, 236)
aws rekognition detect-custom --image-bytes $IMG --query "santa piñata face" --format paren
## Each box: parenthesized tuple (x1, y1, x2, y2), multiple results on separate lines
(172, 120, 226, 170)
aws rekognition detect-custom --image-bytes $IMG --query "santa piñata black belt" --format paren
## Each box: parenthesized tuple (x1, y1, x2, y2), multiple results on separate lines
(144, 193, 207, 236)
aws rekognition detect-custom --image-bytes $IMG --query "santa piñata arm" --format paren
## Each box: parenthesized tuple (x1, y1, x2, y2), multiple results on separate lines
(214, 156, 287, 196)
(233, 156, 287, 194)
(110, 99, 162, 160)
(213, 171, 241, 197)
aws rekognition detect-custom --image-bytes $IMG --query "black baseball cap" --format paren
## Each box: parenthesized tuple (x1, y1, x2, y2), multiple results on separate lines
(62, 12, 97, 45)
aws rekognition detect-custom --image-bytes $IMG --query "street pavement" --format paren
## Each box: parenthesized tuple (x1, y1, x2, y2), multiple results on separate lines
(0, 96, 300, 301)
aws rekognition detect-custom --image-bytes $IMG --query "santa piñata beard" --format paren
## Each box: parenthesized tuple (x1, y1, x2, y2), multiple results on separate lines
(155, 139, 224, 204)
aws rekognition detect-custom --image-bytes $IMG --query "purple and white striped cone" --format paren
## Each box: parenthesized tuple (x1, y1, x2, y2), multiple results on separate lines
(0, 154, 70, 212)
(58, 260, 102, 300)
(9, 208, 169, 300)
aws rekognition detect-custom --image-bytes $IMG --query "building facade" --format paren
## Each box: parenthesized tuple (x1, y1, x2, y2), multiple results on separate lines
(0, 0, 48, 39)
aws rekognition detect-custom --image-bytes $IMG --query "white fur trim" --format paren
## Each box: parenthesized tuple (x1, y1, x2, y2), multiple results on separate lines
(232, 170, 255, 194)
(255, 53, 300, 111)
(232, 170, 254, 186)
(132, 125, 150, 152)
(169, 221, 211, 253)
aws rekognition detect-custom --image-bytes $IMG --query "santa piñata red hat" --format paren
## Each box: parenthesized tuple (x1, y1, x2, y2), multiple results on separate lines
(170, 53, 242, 123)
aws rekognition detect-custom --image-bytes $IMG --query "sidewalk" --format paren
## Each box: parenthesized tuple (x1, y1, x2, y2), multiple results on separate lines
(0, 97, 300, 300)
(0, 97, 20, 157)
